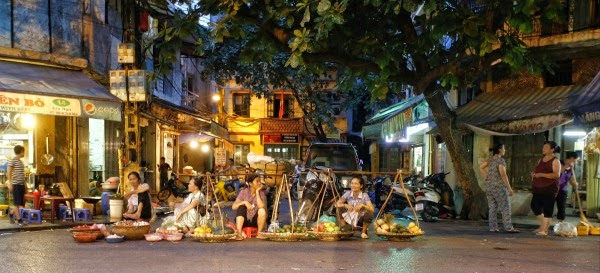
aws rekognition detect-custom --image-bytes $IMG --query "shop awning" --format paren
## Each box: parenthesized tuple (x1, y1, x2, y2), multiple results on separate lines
(366, 94, 424, 124)
(361, 123, 382, 140)
(363, 94, 424, 139)
(145, 98, 213, 133)
(456, 84, 600, 135)
(0, 60, 122, 121)
(573, 71, 600, 127)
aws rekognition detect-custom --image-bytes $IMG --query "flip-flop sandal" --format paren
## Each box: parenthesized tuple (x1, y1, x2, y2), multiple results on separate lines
(535, 231, 548, 236)
(361, 233, 369, 239)
(506, 228, 520, 233)
(234, 233, 245, 241)
(489, 229, 499, 232)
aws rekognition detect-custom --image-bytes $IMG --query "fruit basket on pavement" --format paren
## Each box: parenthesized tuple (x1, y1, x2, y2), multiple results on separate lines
(191, 173, 236, 243)
(303, 170, 353, 241)
(375, 170, 424, 241)
(258, 172, 310, 242)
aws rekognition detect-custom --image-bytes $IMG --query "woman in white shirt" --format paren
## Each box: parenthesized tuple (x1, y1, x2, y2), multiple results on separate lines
(173, 177, 206, 233)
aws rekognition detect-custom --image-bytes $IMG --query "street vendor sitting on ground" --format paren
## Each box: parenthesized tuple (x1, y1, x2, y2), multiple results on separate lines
(231, 174, 267, 240)
(335, 176, 375, 239)
(171, 176, 206, 233)
(123, 171, 152, 221)
(124, 176, 149, 215)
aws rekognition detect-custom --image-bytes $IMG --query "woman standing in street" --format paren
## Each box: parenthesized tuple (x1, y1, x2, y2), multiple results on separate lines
(479, 143, 519, 233)
(530, 141, 561, 236)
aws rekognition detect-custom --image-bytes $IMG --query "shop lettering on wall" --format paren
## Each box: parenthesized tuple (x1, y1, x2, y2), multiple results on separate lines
(0, 92, 81, 116)
(282, 134, 298, 143)
(484, 113, 572, 134)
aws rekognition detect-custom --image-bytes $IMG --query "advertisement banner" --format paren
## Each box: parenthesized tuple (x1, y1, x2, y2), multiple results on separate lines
(0, 91, 122, 121)
(0, 91, 80, 117)
(215, 148, 227, 167)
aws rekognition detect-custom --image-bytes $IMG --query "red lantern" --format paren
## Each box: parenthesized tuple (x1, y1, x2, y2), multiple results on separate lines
(139, 11, 149, 32)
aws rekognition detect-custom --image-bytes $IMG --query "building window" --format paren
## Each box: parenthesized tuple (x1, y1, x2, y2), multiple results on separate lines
(543, 60, 572, 87)
(234, 144, 250, 165)
(233, 93, 251, 117)
(458, 85, 481, 106)
(264, 144, 298, 160)
(267, 95, 294, 118)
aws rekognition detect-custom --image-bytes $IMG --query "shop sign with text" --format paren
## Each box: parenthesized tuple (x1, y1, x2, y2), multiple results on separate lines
(484, 113, 572, 134)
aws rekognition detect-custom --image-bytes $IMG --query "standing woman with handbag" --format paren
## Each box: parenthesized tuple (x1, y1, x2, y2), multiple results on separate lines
(530, 141, 561, 236)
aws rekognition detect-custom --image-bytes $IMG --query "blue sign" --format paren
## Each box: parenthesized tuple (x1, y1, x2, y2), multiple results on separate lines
(573, 102, 600, 127)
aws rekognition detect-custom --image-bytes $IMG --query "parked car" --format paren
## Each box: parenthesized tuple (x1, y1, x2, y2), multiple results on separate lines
(302, 143, 360, 190)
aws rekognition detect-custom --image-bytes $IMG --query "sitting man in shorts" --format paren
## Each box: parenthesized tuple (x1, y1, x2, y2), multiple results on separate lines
(231, 174, 267, 240)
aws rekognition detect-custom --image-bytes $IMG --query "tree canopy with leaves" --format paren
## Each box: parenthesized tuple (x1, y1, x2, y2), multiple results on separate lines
(144, 0, 564, 220)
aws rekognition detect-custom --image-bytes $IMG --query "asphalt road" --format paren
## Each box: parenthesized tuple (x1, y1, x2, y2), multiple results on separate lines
(0, 220, 598, 273)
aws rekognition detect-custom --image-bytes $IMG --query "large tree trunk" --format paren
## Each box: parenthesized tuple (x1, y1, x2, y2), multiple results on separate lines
(424, 88, 488, 220)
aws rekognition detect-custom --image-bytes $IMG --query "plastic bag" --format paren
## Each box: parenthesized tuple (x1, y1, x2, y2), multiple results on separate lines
(553, 222, 577, 237)
(318, 214, 336, 223)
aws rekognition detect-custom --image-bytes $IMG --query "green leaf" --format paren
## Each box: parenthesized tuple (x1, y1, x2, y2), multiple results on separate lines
(317, 0, 331, 14)
(301, 6, 311, 26)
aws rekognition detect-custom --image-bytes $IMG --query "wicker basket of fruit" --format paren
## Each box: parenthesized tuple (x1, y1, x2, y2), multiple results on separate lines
(259, 224, 310, 242)
(307, 221, 353, 241)
(111, 220, 151, 240)
(191, 224, 235, 243)
(375, 214, 424, 241)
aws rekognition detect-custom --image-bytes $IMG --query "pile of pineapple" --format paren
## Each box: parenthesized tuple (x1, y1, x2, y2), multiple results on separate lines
(375, 213, 424, 235)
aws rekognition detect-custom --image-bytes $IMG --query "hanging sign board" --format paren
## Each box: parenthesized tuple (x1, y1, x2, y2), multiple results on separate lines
(215, 148, 227, 167)
(483, 113, 572, 135)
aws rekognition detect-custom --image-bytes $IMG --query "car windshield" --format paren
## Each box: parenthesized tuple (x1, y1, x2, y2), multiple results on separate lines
(305, 145, 358, 171)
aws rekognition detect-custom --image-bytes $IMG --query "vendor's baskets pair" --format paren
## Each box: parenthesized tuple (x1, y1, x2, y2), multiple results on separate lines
(258, 232, 309, 242)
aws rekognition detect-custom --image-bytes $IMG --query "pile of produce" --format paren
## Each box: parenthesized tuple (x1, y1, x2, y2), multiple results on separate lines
(193, 224, 234, 236)
(375, 213, 424, 235)
(274, 224, 307, 234)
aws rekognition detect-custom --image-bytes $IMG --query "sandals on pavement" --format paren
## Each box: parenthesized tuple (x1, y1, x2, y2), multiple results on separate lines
(506, 228, 520, 233)
(234, 232, 245, 241)
(535, 231, 548, 236)
(489, 229, 499, 232)
(361, 233, 369, 239)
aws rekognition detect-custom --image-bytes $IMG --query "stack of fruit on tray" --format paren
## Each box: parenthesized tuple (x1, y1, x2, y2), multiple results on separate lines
(307, 216, 354, 241)
(258, 224, 309, 242)
(191, 223, 235, 242)
(375, 213, 424, 241)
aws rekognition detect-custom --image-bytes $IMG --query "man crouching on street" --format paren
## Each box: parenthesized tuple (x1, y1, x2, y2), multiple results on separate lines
(232, 174, 267, 240)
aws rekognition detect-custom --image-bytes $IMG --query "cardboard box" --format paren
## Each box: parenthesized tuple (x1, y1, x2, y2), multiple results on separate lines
(57, 182, 74, 198)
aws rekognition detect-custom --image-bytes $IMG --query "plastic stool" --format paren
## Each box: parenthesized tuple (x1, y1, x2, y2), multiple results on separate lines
(74, 208, 91, 221)
(242, 227, 258, 238)
(17, 208, 30, 222)
(62, 208, 73, 221)
(59, 205, 68, 220)
(28, 209, 42, 223)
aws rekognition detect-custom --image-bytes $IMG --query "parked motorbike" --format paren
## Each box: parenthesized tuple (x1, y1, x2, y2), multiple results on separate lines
(373, 175, 417, 213)
(214, 178, 238, 201)
(157, 173, 190, 201)
(296, 167, 344, 222)
(414, 172, 456, 222)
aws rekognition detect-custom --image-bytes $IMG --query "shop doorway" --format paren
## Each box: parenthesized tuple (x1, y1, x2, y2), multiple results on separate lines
(88, 119, 105, 195)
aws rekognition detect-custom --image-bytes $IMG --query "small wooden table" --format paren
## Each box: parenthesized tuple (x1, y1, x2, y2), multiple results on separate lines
(40, 196, 75, 223)
(24, 193, 42, 210)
